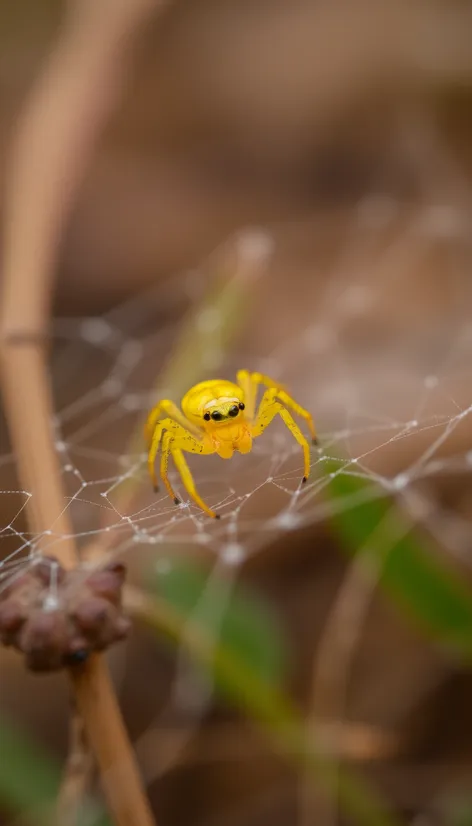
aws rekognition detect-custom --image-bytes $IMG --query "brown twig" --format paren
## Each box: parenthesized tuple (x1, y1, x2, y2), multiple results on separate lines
(70, 655, 155, 825)
(56, 707, 94, 826)
(0, 0, 166, 824)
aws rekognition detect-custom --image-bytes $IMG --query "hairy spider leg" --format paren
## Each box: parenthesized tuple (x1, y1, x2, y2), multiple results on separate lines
(237, 369, 286, 421)
(236, 370, 257, 421)
(144, 399, 200, 446)
(238, 371, 317, 443)
(148, 418, 203, 490)
(148, 420, 166, 491)
(170, 446, 219, 519)
(160, 431, 179, 504)
(252, 389, 311, 481)
(148, 419, 218, 518)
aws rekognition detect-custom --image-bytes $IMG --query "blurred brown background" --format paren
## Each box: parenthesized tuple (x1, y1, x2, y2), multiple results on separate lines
(1, 2, 472, 825)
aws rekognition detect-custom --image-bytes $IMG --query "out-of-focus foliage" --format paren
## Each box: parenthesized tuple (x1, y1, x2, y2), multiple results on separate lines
(325, 458, 472, 662)
(0, 713, 108, 826)
(142, 573, 402, 826)
(155, 556, 287, 687)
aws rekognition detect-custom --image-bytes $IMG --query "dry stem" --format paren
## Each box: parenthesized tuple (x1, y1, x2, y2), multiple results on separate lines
(56, 708, 94, 826)
(0, 0, 166, 824)
(70, 656, 156, 826)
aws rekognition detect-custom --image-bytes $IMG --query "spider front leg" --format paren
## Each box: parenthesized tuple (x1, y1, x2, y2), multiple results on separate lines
(160, 431, 181, 505)
(148, 419, 218, 518)
(167, 440, 220, 520)
(274, 386, 317, 445)
(148, 420, 166, 491)
(144, 399, 200, 446)
(237, 370, 317, 443)
(252, 390, 311, 481)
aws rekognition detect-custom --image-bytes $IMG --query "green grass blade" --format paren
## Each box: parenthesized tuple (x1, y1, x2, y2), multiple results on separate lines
(323, 457, 472, 661)
(0, 713, 108, 826)
(156, 556, 286, 686)
(133, 586, 404, 826)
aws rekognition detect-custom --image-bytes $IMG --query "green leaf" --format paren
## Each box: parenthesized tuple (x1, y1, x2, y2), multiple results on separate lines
(155, 557, 286, 687)
(138, 586, 403, 826)
(0, 714, 58, 820)
(438, 792, 472, 826)
(0, 713, 109, 826)
(322, 457, 472, 661)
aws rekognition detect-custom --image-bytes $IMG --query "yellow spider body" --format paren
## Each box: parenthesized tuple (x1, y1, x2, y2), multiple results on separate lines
(145, 371, 316, 518)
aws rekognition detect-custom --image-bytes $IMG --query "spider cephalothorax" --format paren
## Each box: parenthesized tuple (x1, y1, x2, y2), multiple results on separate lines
(145, 371, 316, 518)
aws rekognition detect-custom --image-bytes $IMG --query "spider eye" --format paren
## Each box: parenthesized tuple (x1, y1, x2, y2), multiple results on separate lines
(211, 411, 223, 421)
(239, 402, 245, 410)
(203, 412, 211, 421)
(228, 405, 239, 418)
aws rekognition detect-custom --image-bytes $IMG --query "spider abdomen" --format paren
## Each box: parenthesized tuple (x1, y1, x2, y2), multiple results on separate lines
(182, 379, 243, 425)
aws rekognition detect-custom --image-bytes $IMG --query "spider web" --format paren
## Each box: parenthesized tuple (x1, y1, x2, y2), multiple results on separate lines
(1, 194, 472, 600)
(1, 174, 472, 787)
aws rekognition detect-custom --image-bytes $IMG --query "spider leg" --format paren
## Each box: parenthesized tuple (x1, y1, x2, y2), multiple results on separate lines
(252, 390, 311, 481)
(236, 370, 257, 421)
(171, 446, 219, 519)
(148, 418, 204, 491)
(240, 371, 317, 442)
(271, 387, 316, 444)
(160, 431, 180, 504)
(148, 419, 218, 517)
(144, 399, 200, 446)
(148, 421, 166, 491)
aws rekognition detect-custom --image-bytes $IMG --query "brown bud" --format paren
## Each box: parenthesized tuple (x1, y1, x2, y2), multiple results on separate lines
(114, 616, 131, 640)
(0, 559, 129, 671)
(20, 611, 69, 671)
(105, 562, 126, 577)
(33, 558, 65, 587)
(0, 600, 25, 637)
(73, 598, 110, 635)
(87, 565, 125, 605)
(64, 636, 90, 667)
(0, 573, 31, 600)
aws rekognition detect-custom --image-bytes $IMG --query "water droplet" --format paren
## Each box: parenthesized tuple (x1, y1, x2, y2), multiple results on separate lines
(424, 375, 438, 390)
(236, 229, 273, 265)
(42, 595, 59, 612)
(102, 378, 122, 397)
(274, 511, 302, 530)
(80, 318, 112, 344)
(392, 473, 409, 490)
(221, 543, 245, 566)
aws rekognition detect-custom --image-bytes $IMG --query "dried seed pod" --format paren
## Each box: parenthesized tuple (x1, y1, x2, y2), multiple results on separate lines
(115, 616, 131, 640)
(0, 600, 25, 643)
(0, 573, 32, 601)
(64, 636, 90, 667)
(74, 597, 110, 635)
(0, 558, 130, 672)
(64, 648, 90, 666)
(33, 558, 66, 587)
(87, 563, 126, 605)
(20, 611, 70, 672)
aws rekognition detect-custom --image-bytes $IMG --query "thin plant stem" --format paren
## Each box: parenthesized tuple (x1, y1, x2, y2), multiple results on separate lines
(0, 1, 167, 823)
(56, 707, 94, 826)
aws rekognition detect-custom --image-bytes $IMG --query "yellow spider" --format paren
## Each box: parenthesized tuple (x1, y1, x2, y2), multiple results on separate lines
(145, 370, 317, 519)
